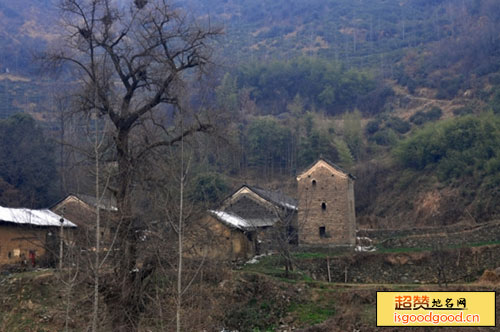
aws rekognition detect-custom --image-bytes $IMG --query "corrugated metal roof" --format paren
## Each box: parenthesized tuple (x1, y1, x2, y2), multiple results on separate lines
(245, 218, 278, 228)
(209, 210, 277, 231)
(0, 206, 77, 228)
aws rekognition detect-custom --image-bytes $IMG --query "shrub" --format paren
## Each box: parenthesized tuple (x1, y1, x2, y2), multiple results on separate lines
(395, 114, 500, 182)
(409, 107, 442, 125)
(189, 173, 229, 205)
(427, 106, 443, 119)
(436, 76, 462, 99)
(386, 117, 411, 134)
(453, 106, 474, 116)
(365, 120, 380, 135)
(371, 128, 398, 146)
(488, 73, 500, 85)
(489, 88, 500, 114)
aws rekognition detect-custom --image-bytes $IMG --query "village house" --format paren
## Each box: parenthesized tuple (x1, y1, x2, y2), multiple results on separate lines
(0, 206, 76, 266)
(197, 211, 255, 261)
(51, 193, 118, 246)
(204, 185, 298, 260)
(206, 159, 356, 259)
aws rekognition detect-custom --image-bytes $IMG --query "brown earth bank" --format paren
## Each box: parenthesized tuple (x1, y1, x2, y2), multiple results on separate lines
(0, 265, 498, 332)
(295, 285, 499, 332)
(295, 244, 500, 284)
(354, 159, 500, 230)
(358, 220, 500, 249)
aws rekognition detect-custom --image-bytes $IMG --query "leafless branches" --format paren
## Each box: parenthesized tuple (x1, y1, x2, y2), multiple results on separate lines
(45, 1, 221, 330)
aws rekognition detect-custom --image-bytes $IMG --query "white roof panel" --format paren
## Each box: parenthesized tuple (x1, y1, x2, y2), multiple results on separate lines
(0, 206, 77, 228)
(210, 210, 249, 230)
(210, 210, 278, 230)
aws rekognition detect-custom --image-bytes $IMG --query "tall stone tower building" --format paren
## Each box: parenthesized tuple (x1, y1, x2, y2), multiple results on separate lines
(296, 159, 356, 247)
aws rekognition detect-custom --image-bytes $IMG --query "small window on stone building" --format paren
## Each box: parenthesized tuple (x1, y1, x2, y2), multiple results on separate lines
(321, 202, 326, 210)
(312, 179, 316, 186)
(319, 226, 326, 238)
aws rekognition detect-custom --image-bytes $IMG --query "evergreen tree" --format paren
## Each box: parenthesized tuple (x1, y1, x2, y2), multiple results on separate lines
(0, 113, 58, 207)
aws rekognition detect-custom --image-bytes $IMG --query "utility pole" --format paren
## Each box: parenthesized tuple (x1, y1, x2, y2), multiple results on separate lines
(59, 212, 65, 271)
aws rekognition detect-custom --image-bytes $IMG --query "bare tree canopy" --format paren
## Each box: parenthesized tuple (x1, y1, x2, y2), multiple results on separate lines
(45, 1, 222, 331)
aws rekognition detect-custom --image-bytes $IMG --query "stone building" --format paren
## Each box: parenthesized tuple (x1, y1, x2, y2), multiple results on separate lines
(204, 159, 356, 259)
(296, 159, 356, 247)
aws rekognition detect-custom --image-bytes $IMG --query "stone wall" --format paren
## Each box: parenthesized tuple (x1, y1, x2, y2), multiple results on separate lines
(298, 165, 355, 246)
(295, 244, 500, 284)
(358, 220, 500, 249)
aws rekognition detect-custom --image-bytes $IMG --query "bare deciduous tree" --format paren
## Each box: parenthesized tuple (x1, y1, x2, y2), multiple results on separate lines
(45, 1, 221, 330)
(271, 206, 298, 277)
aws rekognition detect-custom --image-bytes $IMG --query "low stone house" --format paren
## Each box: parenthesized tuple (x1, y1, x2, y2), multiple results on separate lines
(0, 206, 76, 266)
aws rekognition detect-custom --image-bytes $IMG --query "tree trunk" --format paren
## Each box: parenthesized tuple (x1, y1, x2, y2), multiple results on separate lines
(92, 113, 101, 332)
(106, 126, 143, 332)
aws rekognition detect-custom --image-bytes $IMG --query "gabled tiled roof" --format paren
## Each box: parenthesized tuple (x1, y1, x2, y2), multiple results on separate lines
(240, 185, 298, 211)
(77, 194, 118, 211)
(51, 193, 118, 212)
(297, 158, 356, 180)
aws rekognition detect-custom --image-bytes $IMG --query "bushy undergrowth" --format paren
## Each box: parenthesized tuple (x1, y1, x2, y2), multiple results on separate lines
(395, 113, 500, 184)
(409, 107, 442, 125)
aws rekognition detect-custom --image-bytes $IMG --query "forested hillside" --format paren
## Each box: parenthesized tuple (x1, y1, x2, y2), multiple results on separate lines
(1, 1, 500, 332)
(0, 0, 54, 74)
(203, 0, 500, 227)
(0, 0, 500, 227)
(189, 0, 459, 65)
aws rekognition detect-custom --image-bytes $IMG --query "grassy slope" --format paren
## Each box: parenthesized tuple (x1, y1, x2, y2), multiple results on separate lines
(1, 240, 498, 331)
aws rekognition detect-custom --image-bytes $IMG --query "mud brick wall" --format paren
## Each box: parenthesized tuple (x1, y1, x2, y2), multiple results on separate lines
(0, 224, 49, 266)
(195, 216, 254, 261)
(51, 196, 116, 246)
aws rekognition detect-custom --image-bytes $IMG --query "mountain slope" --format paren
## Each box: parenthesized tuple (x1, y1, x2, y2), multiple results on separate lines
(0, 0, 55, 74)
